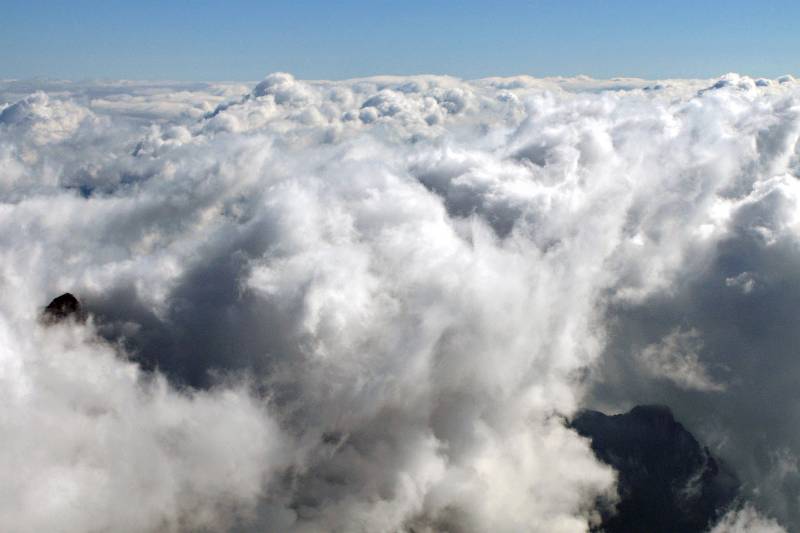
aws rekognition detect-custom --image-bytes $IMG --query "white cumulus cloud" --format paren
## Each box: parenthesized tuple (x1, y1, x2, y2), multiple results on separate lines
(1, 71, 800, 531)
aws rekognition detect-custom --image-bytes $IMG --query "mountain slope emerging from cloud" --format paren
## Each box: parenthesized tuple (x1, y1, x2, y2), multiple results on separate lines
(572, 405, 739, 533)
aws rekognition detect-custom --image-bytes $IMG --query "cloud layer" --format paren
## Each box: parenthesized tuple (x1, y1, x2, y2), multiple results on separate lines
(1, 72, 799, 531)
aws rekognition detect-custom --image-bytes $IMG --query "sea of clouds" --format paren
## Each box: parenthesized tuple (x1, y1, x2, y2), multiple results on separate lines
(1, 71, 798, 532)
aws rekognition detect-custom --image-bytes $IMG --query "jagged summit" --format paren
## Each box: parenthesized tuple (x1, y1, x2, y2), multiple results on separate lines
(43, 293, 84, 323)
(571, 405, 739, 533)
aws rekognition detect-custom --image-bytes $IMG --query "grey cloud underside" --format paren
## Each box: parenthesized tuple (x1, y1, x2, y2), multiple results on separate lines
(1, 72, 799, 532)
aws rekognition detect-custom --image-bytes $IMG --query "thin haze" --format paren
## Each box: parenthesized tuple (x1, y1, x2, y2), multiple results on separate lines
(1, 0, 799, 81)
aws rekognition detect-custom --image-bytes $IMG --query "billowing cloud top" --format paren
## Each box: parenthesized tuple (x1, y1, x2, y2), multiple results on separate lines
(1, 72, 798, 532)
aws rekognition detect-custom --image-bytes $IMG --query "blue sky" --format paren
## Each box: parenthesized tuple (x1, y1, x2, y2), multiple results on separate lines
(1, 0, 798, 81)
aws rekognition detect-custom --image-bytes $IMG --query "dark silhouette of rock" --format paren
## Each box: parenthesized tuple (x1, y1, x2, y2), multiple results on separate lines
(43, 293, 84, 323)
(571, 405, 739, 533)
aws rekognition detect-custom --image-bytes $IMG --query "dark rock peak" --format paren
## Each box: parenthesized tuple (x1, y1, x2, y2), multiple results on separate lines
(43, 293, 84, 323)
(571, 405, 738, 533)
